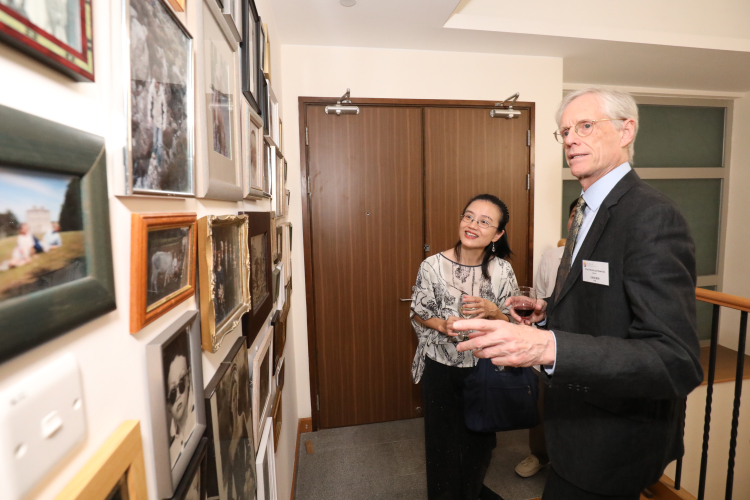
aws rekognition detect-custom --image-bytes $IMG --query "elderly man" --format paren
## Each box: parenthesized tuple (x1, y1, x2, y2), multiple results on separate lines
(455, 87, 703, 499)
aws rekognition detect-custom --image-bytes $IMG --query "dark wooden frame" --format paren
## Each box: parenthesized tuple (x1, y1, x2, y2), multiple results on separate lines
(130, 213, 197, 333)
(240, 0, 261, 113)
(298, 96, 536, 430)
(0, 104, 115, 363)
(168, 436, 207, 500)
(273, 307, 287, 371)
(0, 0, 95, 81)
(240, 211, 273, 345)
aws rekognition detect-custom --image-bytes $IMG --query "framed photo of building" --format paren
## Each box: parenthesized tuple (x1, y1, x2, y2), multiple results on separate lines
(130, 213, 196, 333)
(57, 421, 147, 500)
(197, 215, 250, 352)
(197, 0, 242, 201)
(241, 99, 266, 200)
(168, 437, 207, 500)
(0, 0, 94, 82)
(252, 326, 274, 450)
(204, 337, 256, 500)
(255, 417, 277, 500)
(146, 311, 206, 498)
(125, 0, 194, 196)
(0, 105, 115, 363)
(239, 211, 273, 345)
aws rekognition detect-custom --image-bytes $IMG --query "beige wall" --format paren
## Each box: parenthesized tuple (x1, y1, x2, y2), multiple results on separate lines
(279, 44, 564, 417)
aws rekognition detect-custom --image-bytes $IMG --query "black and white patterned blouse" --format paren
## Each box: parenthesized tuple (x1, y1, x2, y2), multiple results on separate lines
(410, 253, 518, 383)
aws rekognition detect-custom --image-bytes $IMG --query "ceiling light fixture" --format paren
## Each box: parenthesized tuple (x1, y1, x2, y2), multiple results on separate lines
(340, 0, 356, 6)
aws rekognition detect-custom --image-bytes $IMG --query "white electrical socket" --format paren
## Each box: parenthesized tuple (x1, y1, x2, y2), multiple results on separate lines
(0, 353, 86, 499)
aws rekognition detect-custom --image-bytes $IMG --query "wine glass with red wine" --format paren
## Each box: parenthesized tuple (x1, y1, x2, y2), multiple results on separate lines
(511, 286, 537, 319)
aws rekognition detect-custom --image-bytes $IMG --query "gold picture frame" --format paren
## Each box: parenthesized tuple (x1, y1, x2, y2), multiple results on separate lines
(198, 215, 251, 352)
(57, 421, 148, 500)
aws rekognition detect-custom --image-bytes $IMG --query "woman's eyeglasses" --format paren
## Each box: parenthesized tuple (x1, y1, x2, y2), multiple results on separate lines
(167, 372, 190, 404)
(460, 213, 497, 230)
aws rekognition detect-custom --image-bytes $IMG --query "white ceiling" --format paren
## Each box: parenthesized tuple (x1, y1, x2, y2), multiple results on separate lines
(269, 0, 750, 93)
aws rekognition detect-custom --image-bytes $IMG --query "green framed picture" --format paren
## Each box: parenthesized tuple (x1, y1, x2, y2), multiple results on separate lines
(0, 104, 115, 362)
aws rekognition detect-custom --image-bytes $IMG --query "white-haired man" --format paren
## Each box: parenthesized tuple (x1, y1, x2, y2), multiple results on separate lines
(455, 88, 703, 499)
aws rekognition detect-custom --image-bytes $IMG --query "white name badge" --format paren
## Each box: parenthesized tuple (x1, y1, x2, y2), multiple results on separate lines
(582, 260, 609, 286)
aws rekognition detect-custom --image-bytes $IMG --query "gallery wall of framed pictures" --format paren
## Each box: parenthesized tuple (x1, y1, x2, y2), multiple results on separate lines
(0, 0, 291, 498)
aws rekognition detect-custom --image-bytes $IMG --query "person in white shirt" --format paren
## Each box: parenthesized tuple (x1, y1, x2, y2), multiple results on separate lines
(42, 222, 63, 252)
(515, 199, 577, 478)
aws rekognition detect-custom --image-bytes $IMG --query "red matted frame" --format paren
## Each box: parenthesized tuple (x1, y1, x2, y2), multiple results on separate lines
(0, 0, 95, 81)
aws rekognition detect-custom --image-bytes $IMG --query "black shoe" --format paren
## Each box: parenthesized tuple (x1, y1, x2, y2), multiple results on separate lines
(478, 484, 504, 500)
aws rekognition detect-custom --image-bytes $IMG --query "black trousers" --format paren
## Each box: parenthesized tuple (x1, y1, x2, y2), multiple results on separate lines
(542, 467, 640, 500)
(422, 356, 497, 500)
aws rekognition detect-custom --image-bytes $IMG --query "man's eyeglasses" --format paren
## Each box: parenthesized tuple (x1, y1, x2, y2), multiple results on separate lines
(553, 118, 626, 144)
(460, 213, 498, 230)
(167, 372, 190, 405)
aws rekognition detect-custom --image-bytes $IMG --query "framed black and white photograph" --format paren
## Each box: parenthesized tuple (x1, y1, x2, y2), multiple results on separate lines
(168, 437, 207, 500)
(197, 0, 242, 201)
(255, 417, 277, 500)
(240, 0, 260, 113)
(239, 211, 273, 345)
(0, 0, 95, 81)
(146, 311, 207, 499)
(204, 337, 256, 500)
(126, 0, 194, 197)
(252, 326, 274, 450)
(0, 105, 115, 363)
(241, 99, 265, 200)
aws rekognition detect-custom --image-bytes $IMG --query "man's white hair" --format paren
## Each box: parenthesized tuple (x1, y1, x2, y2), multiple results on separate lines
(555, 87, 639, 163)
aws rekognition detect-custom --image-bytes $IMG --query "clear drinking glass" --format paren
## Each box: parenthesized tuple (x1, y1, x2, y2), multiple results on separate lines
(456, 293, 474, 342)
(511, 286, 537, 319)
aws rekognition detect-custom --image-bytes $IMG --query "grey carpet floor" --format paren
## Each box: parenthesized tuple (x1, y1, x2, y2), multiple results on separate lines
(294, 418, 547, 500)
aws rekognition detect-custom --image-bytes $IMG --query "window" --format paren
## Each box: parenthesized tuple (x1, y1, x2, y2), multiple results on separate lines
(561, 96, 731, 341)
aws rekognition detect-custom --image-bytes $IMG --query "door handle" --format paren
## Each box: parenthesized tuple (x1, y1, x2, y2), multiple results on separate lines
(400, 298, 413, 302)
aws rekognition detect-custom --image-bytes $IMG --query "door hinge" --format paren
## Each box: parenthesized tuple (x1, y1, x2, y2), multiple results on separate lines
(316, 394, 320, 411)
(527, 130, 530, 146)
(424, 244, 430, 252)
(526, 174, 530, 191)
(306, 127, 309, 146)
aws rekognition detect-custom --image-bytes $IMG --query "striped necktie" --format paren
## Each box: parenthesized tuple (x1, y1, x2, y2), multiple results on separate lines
(552, 196, 587, 303)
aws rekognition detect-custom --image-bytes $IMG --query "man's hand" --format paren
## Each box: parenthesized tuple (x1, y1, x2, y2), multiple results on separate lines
(453, 319, 556, 367)
(505, 296, 547, 325)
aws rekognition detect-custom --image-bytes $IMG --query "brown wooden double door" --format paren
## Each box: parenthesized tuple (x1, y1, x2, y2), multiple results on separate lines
(303, 101, 533, 429)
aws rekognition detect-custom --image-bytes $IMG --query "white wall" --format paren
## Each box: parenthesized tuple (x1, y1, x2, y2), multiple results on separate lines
(0, 0, 299, 499)
(279, 44, 564, 417)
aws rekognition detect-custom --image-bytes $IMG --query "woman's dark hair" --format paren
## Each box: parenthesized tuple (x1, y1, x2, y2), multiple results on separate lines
(454, 194, 512, 279)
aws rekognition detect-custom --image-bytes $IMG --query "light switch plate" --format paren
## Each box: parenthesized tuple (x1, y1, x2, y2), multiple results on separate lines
(0, 354, 86, 499)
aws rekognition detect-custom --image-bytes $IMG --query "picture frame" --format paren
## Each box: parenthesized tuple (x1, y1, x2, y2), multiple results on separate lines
(240, 0, 261, 113)
(255, 417, 277, 500)
(269, 87, 279, 146)
(281, 222, 291, 286)
(130, 213, 197, 333)
(221, 0, 242, 43)
(275, 356, 285, 392)
(275, 225, 282, 264)
(278, 119, 283, 153)
(239, 211, 273, 345)
(0, 104, 115, 363)
(168, 437, 207, 500)
(197, 215, 250, 352)
(263, 136, 273, 197)
(125, 0, 195, 197)
(269, 211, 277, 263)
(271, 390, 282, 451)
(145, 311, 207, 498)
(262, 23, 270, 80)
(252, 326, 274, 450)
(57, 421, 148, 500)
(241, 99, 266, 200)
(274, 148, 285, 217)
(0, 0, 95, 82)
(271, 265, 281, 306)
(166, 0, 186, 12)
(263, 78, 271, 135)
(204, 337, 257, 500)
(196, 0, 243, 201)
(273, 309, 286, 371)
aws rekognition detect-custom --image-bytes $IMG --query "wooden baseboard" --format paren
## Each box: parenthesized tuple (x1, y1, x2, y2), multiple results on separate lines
(290, 417, 312, 500)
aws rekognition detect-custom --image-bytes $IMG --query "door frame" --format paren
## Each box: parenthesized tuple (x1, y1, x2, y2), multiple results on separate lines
(298, 96, 536, 430)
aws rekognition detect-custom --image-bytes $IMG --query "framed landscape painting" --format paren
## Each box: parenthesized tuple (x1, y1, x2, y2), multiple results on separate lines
(0, 0, 94, 81)
(130, 213, 196, 332)
(126, 0, 194, 196)
(197, 215, 250, 352)
(0, 104, 115, 363)
(146, 311, 206, 498)
(204, 337, 256, 500)
(239, 211, 273, 345)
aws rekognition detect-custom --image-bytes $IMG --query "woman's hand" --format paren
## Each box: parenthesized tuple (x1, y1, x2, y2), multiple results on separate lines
(443, 316, 462, 336)
(460, 296, 506, 321)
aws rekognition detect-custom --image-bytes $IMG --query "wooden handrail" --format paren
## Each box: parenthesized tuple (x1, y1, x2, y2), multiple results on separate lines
(696, 288, 750, 313)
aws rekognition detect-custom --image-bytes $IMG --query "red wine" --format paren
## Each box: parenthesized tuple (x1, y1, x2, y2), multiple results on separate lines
(515, 306, 534, 317)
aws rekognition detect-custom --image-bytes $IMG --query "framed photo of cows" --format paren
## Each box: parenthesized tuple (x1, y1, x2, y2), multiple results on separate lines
(130, 213, 197, 333)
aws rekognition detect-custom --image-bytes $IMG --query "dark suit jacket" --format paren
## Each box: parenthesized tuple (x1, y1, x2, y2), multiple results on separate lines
(543, 170, 703, 495)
